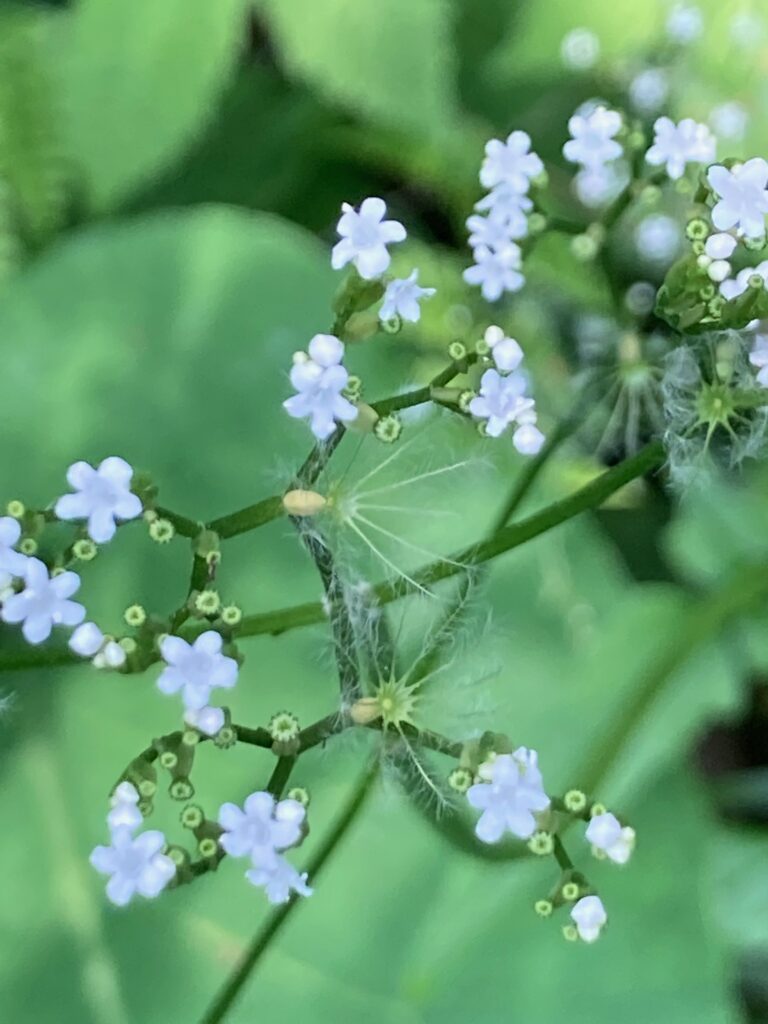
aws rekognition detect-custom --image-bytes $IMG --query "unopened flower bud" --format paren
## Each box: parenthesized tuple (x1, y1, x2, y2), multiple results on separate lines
(381, 314, 402, 335)
(138, 777, 157, 799)
(19, 538, 37, 555)
(448, 767, 473, 793)
(149, 518, 175, 543)
(374, 414, 402, 444)
(73, 538, 98, 562)
(6, 500, 24, 519)
(124, 604, 146, 627)
(561, 881, 581, 902)
(535, 899, 553, 918)
(564, 789, 587, 813)
(562, 924, 579, 942)
(528, 831, 554, 856)
(448, 340, 467, 361)
(287, 787, 310, 807)
(350, 697, 382, 725)
(282, 489, 327, 517)
(180, 804, 205, 830)
(169, 778, 194, 801)
(214, 724, 236, 749)
(269, 711, 300, 744)
(221, 604, 242, 627)
(686, 217, 709, 241)
(195, 590, 221, 616)
(198, 836, 218, 858)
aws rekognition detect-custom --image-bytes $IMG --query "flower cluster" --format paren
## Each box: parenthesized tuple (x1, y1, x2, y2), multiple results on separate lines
(90, 782, 175, 906)
(563, 104, 625, 210)
(218, 791, 311, 904)
(465, 748, 635, 943)
(283, 333, 359, 441)
(468, 327, 545, 453)
(464, 131, 543, 301)
(157, 631, 239, 726)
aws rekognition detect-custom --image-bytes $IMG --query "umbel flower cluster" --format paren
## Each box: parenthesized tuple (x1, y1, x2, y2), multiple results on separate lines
(4, 2, 768, 960)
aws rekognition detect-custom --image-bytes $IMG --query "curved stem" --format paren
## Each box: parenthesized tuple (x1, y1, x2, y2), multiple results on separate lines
(198, 761, 379, 1024)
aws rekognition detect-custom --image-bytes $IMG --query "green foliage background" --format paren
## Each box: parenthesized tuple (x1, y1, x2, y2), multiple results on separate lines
(0, 0, 766, 1021)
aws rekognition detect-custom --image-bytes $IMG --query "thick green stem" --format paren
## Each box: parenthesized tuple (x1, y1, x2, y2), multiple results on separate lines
(198, 761, 379, 1024)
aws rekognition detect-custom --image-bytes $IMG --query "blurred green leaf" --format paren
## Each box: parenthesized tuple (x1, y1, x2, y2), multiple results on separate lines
(58, 0, 247, 210)
(259, 0, 457, 134)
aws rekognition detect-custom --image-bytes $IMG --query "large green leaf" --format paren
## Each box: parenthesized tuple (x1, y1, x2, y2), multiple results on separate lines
(56, 0, 247, 210)
(259, 0, 456, 134)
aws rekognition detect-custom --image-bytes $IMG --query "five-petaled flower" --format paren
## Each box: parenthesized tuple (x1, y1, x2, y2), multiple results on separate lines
(380, 271, 435, 324)
(54, 457, 143, 544)
(463, 245, 524, 301)
(90, 828, 175, 907)
(570, 894, 608, 943)
(332, 197, 406, 280)
(158, 631, 238, 711)
(218, 791, 306, 862)
(563, 106, 623, 170)
(1, 558, 85, 644)
(466, 748, 550, 842)
(283, 334, 359, 441)
(480, 131, 544, 193)
(707, 159, 768, 238)
(645, 117, 716, 180)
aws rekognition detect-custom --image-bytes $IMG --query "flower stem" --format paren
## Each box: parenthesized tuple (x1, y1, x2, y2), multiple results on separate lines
(198, 761, 379, 1024)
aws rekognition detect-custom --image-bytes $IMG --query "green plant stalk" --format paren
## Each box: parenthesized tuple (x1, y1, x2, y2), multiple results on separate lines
(198, 761, 379, 1024)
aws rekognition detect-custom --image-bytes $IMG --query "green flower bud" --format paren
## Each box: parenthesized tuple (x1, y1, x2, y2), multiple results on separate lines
(269, 711, 301, 743)
(374, 414, 403, 444)
(214, 725, 236, 750)
(527, 831, 554, 856)
(138, 777, 157, 799)
(6, 500, 24, 519)
(124, 604, 146, 627)
(685, 218, 709, 241)
(159, 750, 179, 770)
(691, 240, 705, 255)
(590, 802, 607, 818)
(72, 538, 98, 562)
(287, 787, 310, 807)
(180, 804, 205, 830)
(448, 767, 473, 794)
(169, 778, 194, 801)
(562, 924, 579, 942)
(19, 537, 37, 556)
(744, 235, 766, 252)
(571, 233, 599, 261)
(149, 518, 175, 544)
(564, 789, 587, 813)
(343, 374, 363, 400)
(528, 212, 547, 235)
(138, 799, 154, 817)
(458, 389, 476, 414)
(448, 340, 467, 361)
(221, 604, 243, 627)
(381, 314, 402, 335)
(561, 881, 580, 902)
(198, 836, 218, 858)
(195, 590, 221, 616)
(181, 728, 200, 747)
(167, 845, 189, 868)
(534, 899, 553, 918)
(474, 336, 490, 357)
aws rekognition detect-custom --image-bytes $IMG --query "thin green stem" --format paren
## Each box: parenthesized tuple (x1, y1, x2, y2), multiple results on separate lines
(198, 761, 379, 1024)
(154, 506, 201, 539)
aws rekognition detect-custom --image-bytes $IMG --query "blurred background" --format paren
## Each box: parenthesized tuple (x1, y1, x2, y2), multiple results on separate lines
(0, 0, 767, 1020)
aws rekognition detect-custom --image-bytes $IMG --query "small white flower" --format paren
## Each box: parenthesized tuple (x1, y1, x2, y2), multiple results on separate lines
(585, 812, 636, 864)
(629, 68, 669, 115)
(570, 894, 607, 943)
(69, 621, 105, 657)
(666, 3, 703, 44)
(0, 516, 27, 591)
(157, 631, 238, 711)
(464, 245, 524, 301)
(709, 101, 749, 143)
(331, 197, 406, 280)
(185, 705, 226, 736)
(218, 791, 306, 863)
(513, 419, 546, 456)
(246, 854, 313, 904)
(573, 164, 629, 208)
(93, 640, 126, 669)
(484, 325, 524, 372)
(54, 457, 143, 544)
(480, 131, 543, 193)
(107, 782, 143, 833)
(90, 828, 175, 906)
(283, 334, 358, 441)
(467, 209, 528, 249)
(707, 259, 731, 284)
(475, 185, 533, 223)
(708, 159, 768, 239)
(469, 369, 532, 439)
(563, 106, 623, 171)
(719, 260, 768, 300)
(380, 271, 435, 323)
(1, 558, 85, 644)
(749, 334, 768, 387)
(705, 232, 737, 260)
(645, 117, 716, 180)
(635, 213, 682, 263)
(467, 747, 550, 842)
(560, 28, 600, 71)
